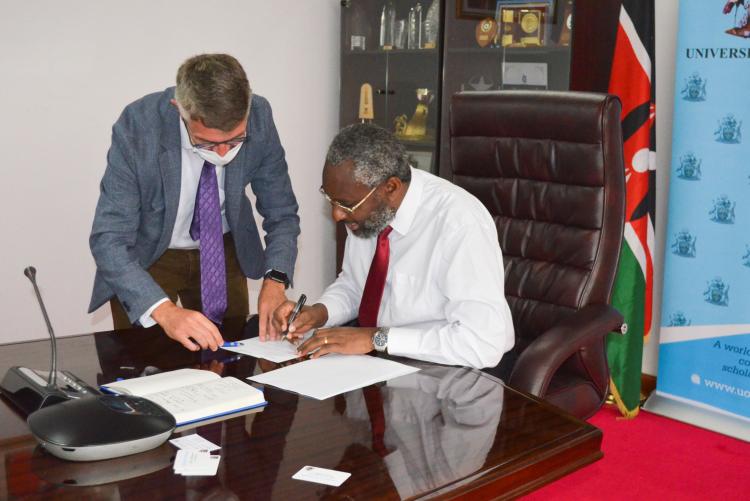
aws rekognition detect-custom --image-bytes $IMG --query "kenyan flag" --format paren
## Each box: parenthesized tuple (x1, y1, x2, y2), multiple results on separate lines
(607, 0, 656, 418)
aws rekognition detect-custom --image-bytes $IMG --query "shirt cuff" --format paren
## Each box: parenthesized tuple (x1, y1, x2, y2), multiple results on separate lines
(384, 326, 422, 358)
(138, 297, 170, 328)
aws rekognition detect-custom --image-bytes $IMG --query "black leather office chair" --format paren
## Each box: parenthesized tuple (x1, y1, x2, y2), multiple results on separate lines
(450, 91, 626, 419)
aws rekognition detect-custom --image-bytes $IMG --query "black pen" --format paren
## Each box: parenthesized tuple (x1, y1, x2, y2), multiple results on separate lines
(282, 294, 307, 342)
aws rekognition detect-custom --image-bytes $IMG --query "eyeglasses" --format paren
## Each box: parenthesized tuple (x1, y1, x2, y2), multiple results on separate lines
(182, 119, 250, 151)
(319, 185, 378, 214)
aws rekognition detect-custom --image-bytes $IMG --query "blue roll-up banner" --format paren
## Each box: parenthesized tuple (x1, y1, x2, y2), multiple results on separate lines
(645, 0, 750, 440)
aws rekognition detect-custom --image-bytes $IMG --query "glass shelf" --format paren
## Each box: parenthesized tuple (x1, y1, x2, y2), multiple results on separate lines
(344, 48, 439, 56)
(446, 46, 571, 55)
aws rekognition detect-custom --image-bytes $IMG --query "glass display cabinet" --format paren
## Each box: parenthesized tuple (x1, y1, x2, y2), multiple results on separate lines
(337, 0, 621, 269)
(341, 0, 442, 173)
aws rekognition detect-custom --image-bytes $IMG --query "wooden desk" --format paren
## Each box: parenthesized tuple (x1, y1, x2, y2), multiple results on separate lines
(0, 318, 602, 500)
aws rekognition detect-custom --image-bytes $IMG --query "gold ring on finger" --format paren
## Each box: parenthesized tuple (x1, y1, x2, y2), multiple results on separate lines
(324, 337, 328, 345)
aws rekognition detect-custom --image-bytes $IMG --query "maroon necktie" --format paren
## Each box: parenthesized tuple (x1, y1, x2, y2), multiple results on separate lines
(358, 226, 393, 328)
(363, 385, 388, 457)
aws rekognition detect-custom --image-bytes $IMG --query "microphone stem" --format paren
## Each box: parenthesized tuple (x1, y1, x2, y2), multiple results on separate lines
(30, 281, 57, 387)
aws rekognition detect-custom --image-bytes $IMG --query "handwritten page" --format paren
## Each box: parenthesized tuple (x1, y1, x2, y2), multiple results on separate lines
(144, 377, 265, 425)
(221, 337, 302, 363)
(248, 355, 419, 400)
(103, 368, 217, 395)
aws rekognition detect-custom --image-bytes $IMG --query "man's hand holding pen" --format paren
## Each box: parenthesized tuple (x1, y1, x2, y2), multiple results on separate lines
(272, 298, 382, 359)
(281, 294, 307, 342)
(271, 299, 328, 342)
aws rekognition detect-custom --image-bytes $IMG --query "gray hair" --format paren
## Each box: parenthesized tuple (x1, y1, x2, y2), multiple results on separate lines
(326, 123, 411, 187)
(175, 54, 252, 131)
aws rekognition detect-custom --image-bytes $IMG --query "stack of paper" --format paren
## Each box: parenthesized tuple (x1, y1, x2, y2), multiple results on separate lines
(170, 433, 221, 476)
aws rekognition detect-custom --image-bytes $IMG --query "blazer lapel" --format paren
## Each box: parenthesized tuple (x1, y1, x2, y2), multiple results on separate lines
(223, 151, 245, 230)
(156, 101, 182, 256)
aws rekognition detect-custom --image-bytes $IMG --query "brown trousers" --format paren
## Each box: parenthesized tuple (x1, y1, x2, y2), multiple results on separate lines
(110, 233, 249, 330)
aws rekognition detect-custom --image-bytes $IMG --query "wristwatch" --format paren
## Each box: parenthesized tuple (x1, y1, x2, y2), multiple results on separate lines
(264, 269, 290, 289)
(372, 327, 389, 353)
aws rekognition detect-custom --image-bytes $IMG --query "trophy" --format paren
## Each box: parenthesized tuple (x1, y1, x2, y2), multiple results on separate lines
(407, 3, 423, 49)
(394, 88, 434, 140)
(347, 3, 370, 50)
(358, 83, 374, 122)
(423, 0, 440, 49)
(380, 1, 397, 49)
(475, 17, 498, 48)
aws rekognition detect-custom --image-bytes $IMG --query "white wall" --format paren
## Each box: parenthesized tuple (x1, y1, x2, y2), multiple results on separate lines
(0, 1, 340, 344)
(645, 0, 680, 375)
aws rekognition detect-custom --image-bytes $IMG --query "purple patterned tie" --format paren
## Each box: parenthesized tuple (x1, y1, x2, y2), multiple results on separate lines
(190, 161, 227, 324)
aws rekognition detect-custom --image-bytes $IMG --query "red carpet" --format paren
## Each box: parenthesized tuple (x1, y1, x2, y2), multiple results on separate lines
(523, 405, 749, 500)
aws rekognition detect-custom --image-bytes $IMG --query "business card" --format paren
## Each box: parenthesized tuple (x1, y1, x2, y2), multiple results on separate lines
(173, 450, 221, 476)
(293, 465, 351, 487)
(170, 433, 221, 452)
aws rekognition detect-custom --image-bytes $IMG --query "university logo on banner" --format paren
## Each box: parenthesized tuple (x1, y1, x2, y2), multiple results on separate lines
(648, 0, 750, 437)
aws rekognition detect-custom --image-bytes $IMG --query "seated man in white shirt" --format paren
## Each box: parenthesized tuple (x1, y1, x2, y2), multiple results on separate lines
(272, 123, 514, 369)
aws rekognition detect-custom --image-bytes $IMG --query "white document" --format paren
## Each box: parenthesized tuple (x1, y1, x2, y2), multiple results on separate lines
(221, 337, 301, 363)
(174, 450, 221, 476)
(169, 433, 221, 452)
(248, 355, 419, 400)
(102, 368, 267, 426)
(293, 466, 351, 487)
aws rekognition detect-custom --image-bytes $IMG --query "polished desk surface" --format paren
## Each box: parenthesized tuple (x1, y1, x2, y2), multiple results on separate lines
(0, 318, 602, 500)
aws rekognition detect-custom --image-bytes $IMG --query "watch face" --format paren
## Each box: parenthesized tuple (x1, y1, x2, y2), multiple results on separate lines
(374, 330, 388, 349)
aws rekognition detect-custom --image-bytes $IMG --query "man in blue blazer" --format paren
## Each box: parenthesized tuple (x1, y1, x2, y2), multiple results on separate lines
(89, 54, 299, 351)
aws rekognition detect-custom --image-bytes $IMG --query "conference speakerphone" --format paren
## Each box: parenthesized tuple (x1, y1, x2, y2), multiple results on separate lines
(28, 394, 176, 462)
(1, 266, 176, 461)
(1, 367, 99, 416)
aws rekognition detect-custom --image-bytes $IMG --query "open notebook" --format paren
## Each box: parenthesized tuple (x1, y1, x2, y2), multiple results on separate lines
(101, 368, 267, 427)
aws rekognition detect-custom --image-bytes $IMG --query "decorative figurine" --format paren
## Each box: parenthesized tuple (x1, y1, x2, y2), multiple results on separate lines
(394, 88, 434, 140)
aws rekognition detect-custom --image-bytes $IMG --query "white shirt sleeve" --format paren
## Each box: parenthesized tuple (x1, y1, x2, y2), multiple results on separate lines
(387, 222, 514, 369)
(317, 233, 363, 327)
(138, 297, 170, 328)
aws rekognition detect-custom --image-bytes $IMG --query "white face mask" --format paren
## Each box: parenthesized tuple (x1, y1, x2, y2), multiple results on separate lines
(193, 142, 243, 167)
